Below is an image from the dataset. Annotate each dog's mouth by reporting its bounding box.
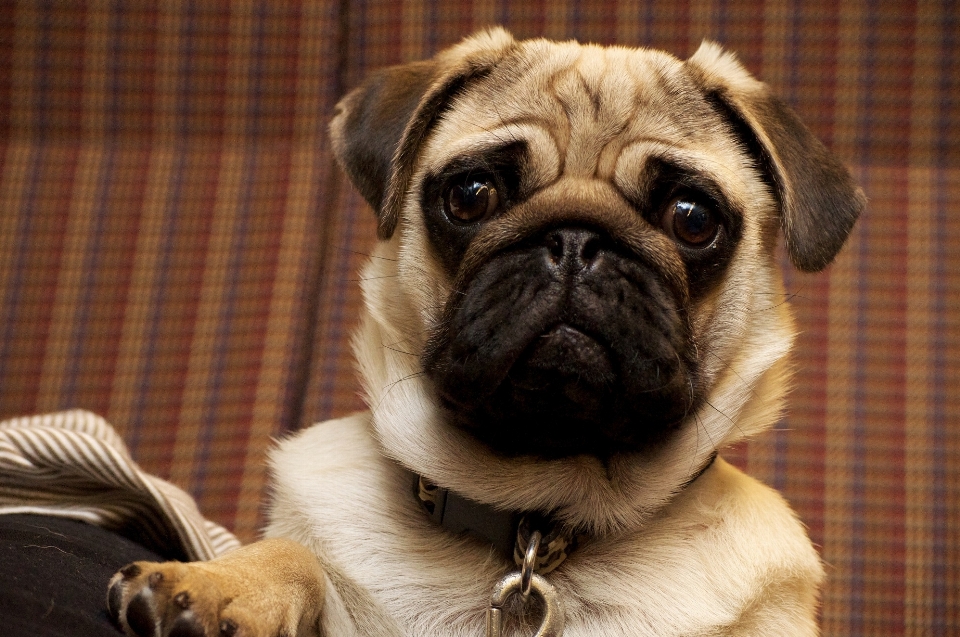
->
[437,324,690,458]
[506,324,615,410]
[422,227,698,459]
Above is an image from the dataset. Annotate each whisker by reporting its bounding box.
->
[703,398,744,439]
[383,345,417,357]
[349,274,401,282]
[755,285,810,311]
[372,370,428,413]
[704,350,758,399]
[339,247,398,262]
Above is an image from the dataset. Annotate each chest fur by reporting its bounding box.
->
[265,414,821,637]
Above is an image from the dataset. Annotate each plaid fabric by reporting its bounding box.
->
[0,1,364,544]
[0,1,957,634]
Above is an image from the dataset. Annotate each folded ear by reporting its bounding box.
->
[686,42,865,272]
[330,28,516,240]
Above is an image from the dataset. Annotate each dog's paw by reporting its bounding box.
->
[107,538,325,637]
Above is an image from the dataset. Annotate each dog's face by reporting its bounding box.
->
[331,29,863,533]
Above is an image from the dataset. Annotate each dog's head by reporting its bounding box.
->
[331,29,863,533]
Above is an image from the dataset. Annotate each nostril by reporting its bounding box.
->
[580,236,601,263]
[545,233,564,262]
[542,227,605,270]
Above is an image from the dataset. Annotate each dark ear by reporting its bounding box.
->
[330,28,516,240]
[686,42,865,272]
[329,60,437,236]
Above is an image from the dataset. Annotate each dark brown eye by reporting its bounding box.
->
[662,198,719,247]
[444,176,499,223]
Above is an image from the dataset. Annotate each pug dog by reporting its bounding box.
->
[108,28,863,637]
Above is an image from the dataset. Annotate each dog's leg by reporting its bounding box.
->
[107,538,325,637]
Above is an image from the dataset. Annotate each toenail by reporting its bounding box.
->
[121,563,142,578]
[174,591,191,609]
[219,619,238,637]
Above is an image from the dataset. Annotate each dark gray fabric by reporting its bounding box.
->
[0,514,165,637]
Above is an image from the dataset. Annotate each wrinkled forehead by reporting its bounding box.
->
[422,39,748,196]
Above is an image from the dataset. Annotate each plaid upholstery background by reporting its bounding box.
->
[0,1,957,634]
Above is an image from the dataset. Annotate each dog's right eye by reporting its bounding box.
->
[443,176,500,224]
[660,197,720,249]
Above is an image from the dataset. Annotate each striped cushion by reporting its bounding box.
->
[0,2,957,633]
[0,409,239,560]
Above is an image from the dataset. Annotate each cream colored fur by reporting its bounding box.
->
[338,30,798,535]
[267,30,821,635]
[268,417,821,636]
[109,29,852,637]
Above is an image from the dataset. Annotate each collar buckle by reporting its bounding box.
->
[415,474,576,573]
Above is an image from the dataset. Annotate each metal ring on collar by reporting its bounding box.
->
[520,529,541,599]
[486,571,565,637]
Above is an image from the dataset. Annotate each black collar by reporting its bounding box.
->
[412,452,717,574]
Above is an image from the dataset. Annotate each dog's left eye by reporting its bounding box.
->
[444,176,500,224]
[661,198,719,248]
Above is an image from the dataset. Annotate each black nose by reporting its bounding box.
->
[543,227,604,272]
